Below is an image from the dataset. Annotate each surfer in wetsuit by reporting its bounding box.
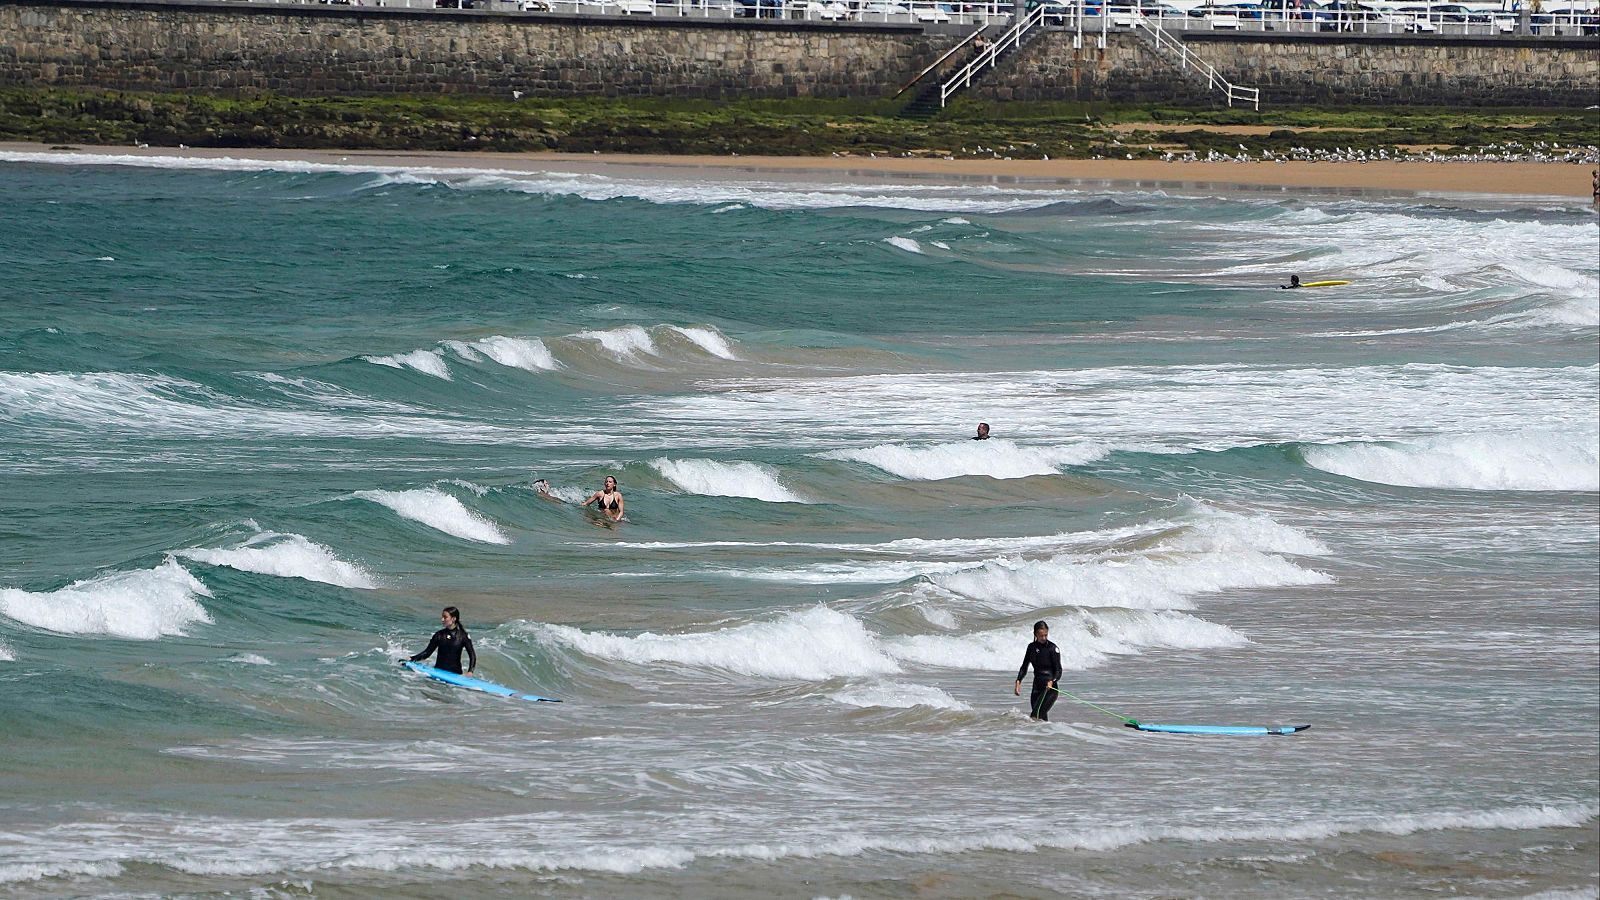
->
[974,422,991,441]
[583,475,625,523]
[1280,275,1302,290]
[402,606,476,676]
[1014,620,1062,721]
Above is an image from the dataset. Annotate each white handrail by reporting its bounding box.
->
[1132,8,1260,108]
[938,3,1046,107]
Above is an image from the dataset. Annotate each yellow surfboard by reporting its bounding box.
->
[1300,280,1350,288]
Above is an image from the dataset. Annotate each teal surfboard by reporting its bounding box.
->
[1128,722,1308,735]
[402,661,561,703]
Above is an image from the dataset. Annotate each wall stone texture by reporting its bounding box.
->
[975,31,1599,107]
[0,0,960,98]
[1,0,1595,106]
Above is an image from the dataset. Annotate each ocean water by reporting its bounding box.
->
[0,152,1596,898]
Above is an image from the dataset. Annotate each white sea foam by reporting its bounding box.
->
[0,558,211,640]
[5,802,1587,883]
[1303,431,1600,492]
[649,458,806,503]
[534,607,901,680]
[227,653,275,666]
[884,236,924,254]
[885,610,1247,671]
[176,532,379,589]
[574,325,658,359]
[354,489,511,544]
[0,150,1115,213]
[0,640,14,662]
[468,336,561,372]
[362,349,452,381]
[818,439,1106,481]
[828,681,971,711]
[932,542,1329,613]
[666,326,739,360]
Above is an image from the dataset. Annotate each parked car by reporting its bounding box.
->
[733,0,782,15]
[1025,0,1074,23]
[912,3,954,20]
[1424,2,1469,21]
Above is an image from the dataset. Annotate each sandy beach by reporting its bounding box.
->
[5,142,1595,198]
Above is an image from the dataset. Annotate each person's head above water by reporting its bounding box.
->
[1289,275,1301,287]
[1033,620,1049,641]
[441,606,462,630]
[603,475,618,492]
[975,422,991,440]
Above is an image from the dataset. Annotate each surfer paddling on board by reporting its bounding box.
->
[1280,275,1302,290]
[1014,620,1063,721]
[583,475,626,524]
[974,422,991,440]
[400,606,476,677]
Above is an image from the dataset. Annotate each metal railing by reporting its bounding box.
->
[1132,8,1259,106]
[230,0,1600,38]
[938,3,1047,106]
[895,23,989,96]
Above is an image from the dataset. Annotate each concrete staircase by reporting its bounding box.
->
[898,8,1051,119]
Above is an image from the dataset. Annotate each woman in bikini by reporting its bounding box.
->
[583,475,625,524]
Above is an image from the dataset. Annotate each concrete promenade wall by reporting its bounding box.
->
[977,31,1600,107]
[0,0,1595,105]
[0,0,961,98]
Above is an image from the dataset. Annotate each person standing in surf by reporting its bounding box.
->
[974,422,991,440]
[1014,620,1062,721]
[583,475,625,523]
[401,606,476,677]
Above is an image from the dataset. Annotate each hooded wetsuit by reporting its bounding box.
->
[1017,639,1063,721]
[410,626,476,675]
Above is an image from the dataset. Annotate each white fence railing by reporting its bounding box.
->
[938,3,1047,105]
[233,0,1600,37]
[1133,9,1259,106]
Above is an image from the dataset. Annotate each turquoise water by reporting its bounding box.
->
[1,152,1596,897]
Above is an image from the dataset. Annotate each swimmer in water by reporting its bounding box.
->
[583,475,625,523]
[974,422,991,440]
[1280,275,1302,290]
[400,606,476,676]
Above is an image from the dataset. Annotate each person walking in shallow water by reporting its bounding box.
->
[1014,620,1063,721]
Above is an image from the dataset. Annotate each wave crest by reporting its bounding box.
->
[176,532,379,589]
[1303,431,1599,492]
[0,558,211,640]
[354,489,510,544]
[649,458,806,503]
[819,439,1105,481]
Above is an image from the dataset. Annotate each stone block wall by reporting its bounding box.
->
[975,30,1599,107]
[0,0,961,98]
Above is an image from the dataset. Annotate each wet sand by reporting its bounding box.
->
[5,142,1595,198]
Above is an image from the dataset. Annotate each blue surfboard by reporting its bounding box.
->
[1128,722,1308,735]
[402,661,561,703]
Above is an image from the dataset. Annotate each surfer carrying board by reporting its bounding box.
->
[583,475,626,524]
[400,606,477,677]
[1013,620,1063,721]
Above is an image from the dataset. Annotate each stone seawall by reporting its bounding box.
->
[975,31,1599,107]
[0,0,960,98]
[0,0,1595,106]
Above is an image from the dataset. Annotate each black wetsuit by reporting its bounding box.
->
[410,626,476,675]
[1017,639,1063,721]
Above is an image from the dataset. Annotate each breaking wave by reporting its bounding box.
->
[0,558,211,640]
[649,458,807,503]
[1302,431,1599,492]
[176,532,379,589]
[818,439,1107,480]
[353,489,511,544]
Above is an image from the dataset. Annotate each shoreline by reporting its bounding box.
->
[4,142,1596,199]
